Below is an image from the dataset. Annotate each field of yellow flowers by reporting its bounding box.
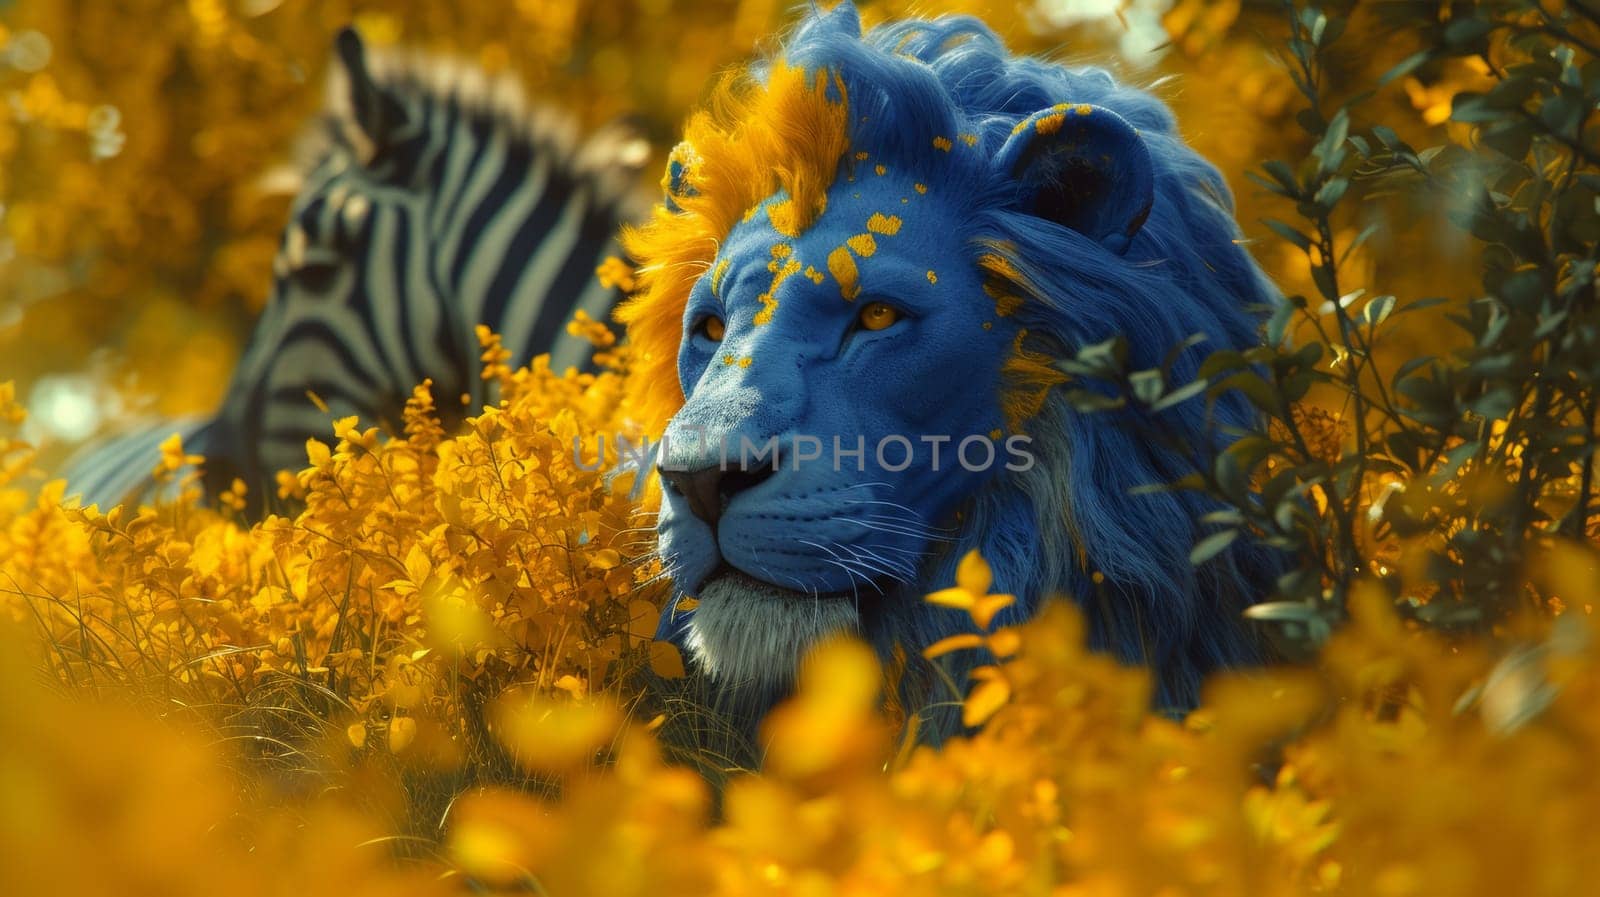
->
[5,336,1600,895]
[5,1,1600,895]
[5,333,1600,895]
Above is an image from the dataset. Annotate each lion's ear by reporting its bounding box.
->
[994,104,1154,254]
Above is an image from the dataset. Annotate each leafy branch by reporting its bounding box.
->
[1063,0,1600,653]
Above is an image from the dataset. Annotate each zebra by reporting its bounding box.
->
[61,28,649,514]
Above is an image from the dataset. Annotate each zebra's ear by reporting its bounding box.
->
[993,104,1154,254]
[333,27,408,149]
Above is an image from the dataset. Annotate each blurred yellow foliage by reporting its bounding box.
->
[4,349,1600,893]
[0,330,660,743]
[0,623,449,897]
[3,0,1598,893]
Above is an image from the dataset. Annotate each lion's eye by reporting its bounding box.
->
[697,316,726,341]
[858,302,900,332]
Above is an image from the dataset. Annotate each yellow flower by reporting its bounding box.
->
[925,550,1016,630]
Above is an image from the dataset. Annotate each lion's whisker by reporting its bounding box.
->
[836,542,915,584]
[855,511,957,534]
[838,517,954,544]
[839,496,941,521]
[800,539,886,599]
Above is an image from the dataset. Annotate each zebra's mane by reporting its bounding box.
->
[287,33,650,211]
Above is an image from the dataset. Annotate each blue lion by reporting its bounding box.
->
[621,2,1280,737]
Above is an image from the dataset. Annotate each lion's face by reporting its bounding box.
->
[656,173,1021,685]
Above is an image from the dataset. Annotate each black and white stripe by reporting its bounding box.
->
[63,28,647,513]
[56,416,215,512]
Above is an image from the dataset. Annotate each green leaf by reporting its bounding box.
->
[1450,92,1499,124]
[1199,349,1247,380]
[1150,377,1209,412]
[1263,218,1313,251]
[1261,160,1302,195]
[1378,50,1431,88]
[1266,299,1296,348]
[1443,16,1494,49]
[1480,119,1534,160]
[1189,529,1240,567]
[1201,508,1245,526]
[1130,369,1165,405]
[1314,177,1350,209]
[1214,450,1250,503]
[1311,263,1341,303]
[1226,435,1276,471]
[1129,473,1206,497]
[1160,333,1210,374]
[1061,389,1127,413]
[1361,294,1397,329]
[1392,354,1437,387]
[1211,371,1281,416]
[1392,296,1448,317]
[1371,125,1405,151]
[1316,109,1351,173]
[1243,601,1324,622]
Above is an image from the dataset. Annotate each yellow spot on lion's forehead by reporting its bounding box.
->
[711,258,731,295]
[875,164,887,176]
[739,357,753,368]
[846,233,877,257]
[933,136,953,152]
[828,246,859,301]
[753,255,801,326]
[771,244,792,258]
[722,353,736,365]
[989,428,1002,440]
[960,133,978,146]
[1035,112,1067,136]
[926,270,938,284]
[1015,105,1074,135]
[866,213,901,235]
[804,265,824,284]
[914,183,928,194]
[855,150,870,161]
[1075,103,1093,115]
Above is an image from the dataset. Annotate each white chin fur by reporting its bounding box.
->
[683,574,861,691]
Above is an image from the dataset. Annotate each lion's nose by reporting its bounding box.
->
[658,463,777,529]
